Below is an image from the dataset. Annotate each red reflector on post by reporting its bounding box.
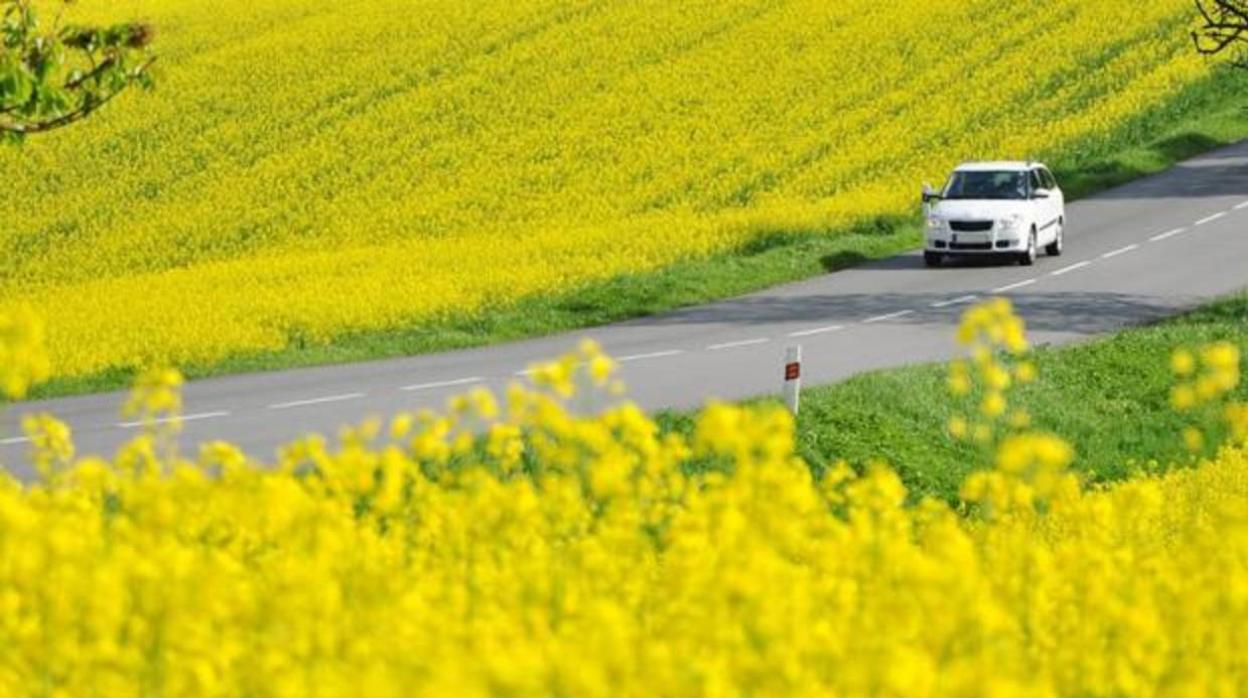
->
[784,346,802,416]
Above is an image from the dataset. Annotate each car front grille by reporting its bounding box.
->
[949,220,994,233]
[949,242,993,251]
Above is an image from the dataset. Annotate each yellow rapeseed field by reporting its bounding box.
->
[0,301,1247,695]
[0,0,1213,379]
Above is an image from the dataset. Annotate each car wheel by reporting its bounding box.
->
[1019,229,1037,266]
[1045,219,1064,257]
[924,251,942,267]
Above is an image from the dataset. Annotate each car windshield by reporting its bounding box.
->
[942,171,1028,200]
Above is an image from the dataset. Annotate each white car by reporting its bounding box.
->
[921,161,1065,267]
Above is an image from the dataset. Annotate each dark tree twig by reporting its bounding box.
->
[1194,0,1248,68]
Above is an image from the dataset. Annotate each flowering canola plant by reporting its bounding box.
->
[0,0,1217,380]
[1,302,1248,695]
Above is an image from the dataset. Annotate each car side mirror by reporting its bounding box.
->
[1032,190,1050,200]
[921,183,941,203]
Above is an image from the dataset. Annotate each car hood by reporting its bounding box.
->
[930,200,1023,221]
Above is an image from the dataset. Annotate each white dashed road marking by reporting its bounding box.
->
[862,310,915,324]
[618,350,685,362]
[708,338,770,351]
[991,279,1037,294]
[930,295,978,309]
[787,325,845,338]
[1150,228,1187,242]
[0,436,30,446]
[268,393,364,410]
[401,377,483,392]
[1050,261,1092,277]
[118,411,231,429]
[1235,200,1248,211]
[1195,212,1227,226]
[1101,244,1139,260]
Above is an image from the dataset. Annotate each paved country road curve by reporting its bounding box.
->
[4,141,1248,476]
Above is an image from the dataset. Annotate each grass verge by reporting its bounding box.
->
[659,293,1248,503]
[23,70,1248,401]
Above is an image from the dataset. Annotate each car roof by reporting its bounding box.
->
[954,161,1048,172]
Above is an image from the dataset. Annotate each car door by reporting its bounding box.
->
[1042,167,1064,226]
[1030,169,1058,244]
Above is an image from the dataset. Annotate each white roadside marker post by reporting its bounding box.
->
[784,345,802,416]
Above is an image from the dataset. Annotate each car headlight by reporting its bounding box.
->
[998,215,1023,231]
[926,218,944,230]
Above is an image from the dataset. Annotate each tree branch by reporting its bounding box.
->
[1193,0,1248,64]
[0,90,117,134]
[0,1,156,140]
[64,55,116,90]
[0,57,155,135]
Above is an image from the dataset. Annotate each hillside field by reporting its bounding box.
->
[0,0,1236,386]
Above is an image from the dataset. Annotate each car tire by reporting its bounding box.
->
[1019,229,1037,266]
[924,251,942,267]
[1045,219,1064,257]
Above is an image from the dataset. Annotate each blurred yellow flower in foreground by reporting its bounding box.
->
[0,308,49,400]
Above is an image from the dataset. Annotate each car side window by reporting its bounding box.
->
[1041,168,1058,190]
[1029,170,1044,193]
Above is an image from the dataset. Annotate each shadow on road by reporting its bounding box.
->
[1078,137,1248,201]
[621,291,1191,337]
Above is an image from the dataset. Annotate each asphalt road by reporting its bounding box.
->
[4,142,1248,476]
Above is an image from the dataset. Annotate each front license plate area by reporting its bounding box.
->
[955,233,990,245]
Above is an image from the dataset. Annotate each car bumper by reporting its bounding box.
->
[926,230,1026,254]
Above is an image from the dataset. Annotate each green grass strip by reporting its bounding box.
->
[659,293,1248,503]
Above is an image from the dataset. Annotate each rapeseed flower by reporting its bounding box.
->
[0,308,49,400]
